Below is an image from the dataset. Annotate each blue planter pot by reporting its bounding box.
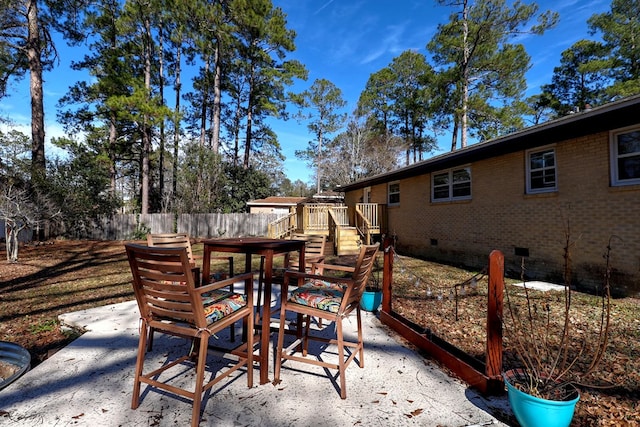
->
[360,290,382,312]
[503,370,579,427]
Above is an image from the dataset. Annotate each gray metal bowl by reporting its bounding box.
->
[0,341,31,391]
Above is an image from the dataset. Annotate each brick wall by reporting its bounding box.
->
[351,131,640,297]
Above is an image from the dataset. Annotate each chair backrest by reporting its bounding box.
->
[302,234,326,258]
[147,233,195,264]
[290,233,327,266]
[126,243,204,329]
[343,243,379,309]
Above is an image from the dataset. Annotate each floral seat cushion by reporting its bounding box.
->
[202,289,247,324]
[290,279,346,313]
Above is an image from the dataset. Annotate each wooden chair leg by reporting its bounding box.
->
[357,308,364,367]
[336,317,347,399]
[191,332,210,427]
[227,258,235,342]
[274,305,288,382]
[257,257,265,319]
[146,326,155,352]
[246,315,254,388]
[132,324,149,409]
[303,315,312,356]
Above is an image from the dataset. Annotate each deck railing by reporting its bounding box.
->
[356,203,379,229]
[355,209,371,244]
[355,203,382,244]
[302,204,348,231]
[329,206,349,226]
[327,208,341,254]
[267,203,379,244]
[303,205,327,231]
[267,211,297,239]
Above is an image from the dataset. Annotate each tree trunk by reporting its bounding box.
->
[26,0,46,181]
[172,44,182,205]
[141,15,152,214]
[244,69,254,169]
[233,99,241,167]
[212,42,222,154]
[109,112,118,194]
[451,116,459,151]
[158,21,166,206]
[108,12,118,196]
[244,102,252,169]
[5,222,21,262]
[316,132,323,194]
[460,0,470,149]
[200,56,209,147]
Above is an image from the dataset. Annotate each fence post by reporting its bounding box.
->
[486,250,504,386]
[381,236,393,313]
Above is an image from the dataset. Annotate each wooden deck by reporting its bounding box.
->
[267,203,385,255]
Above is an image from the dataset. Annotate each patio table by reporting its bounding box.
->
[201,237,306,384]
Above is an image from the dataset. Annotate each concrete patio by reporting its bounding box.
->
[0,284,511,426]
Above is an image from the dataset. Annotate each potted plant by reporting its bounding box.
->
[502,228,615,427]
[360,257,382,312]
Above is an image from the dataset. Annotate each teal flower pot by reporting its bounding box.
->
[360,289,382,312]
[503,370,579,427]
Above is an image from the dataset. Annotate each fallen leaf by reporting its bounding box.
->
[411,408,423,417]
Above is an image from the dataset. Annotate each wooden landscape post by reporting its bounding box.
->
[486,250,504,387]
[381,236,393,314]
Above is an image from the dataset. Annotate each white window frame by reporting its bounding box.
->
[388,181,400,205]
[526,145,557,194]
[431,166,472,202]
[610,125,640,186]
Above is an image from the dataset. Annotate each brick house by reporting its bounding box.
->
[337,95,640,297]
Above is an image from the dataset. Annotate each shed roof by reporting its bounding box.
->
[337,94,640,192]
[246,196,306,207]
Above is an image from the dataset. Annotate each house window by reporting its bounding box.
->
[388,181,400,205]
[432,167,471,201]
[527,146,557,193]
[611,126,640,186]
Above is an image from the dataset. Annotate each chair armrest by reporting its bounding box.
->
[310,262,355,275]
[283,269,354,286]
[193,271,255,296]
[304,255,325,265]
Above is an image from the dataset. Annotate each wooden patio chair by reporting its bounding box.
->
[256,234,327,326]
[288,233,327,270]
[147,233,237,343]
[147,233,202,283]
[125,243,254,427]
[273,243,379,399]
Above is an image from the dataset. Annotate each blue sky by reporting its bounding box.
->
[0,0,611,184]
[273,0,611,183]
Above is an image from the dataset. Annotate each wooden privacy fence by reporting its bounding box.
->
[92,213,285,240]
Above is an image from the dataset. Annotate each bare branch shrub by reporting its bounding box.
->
[504,221,614,400]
